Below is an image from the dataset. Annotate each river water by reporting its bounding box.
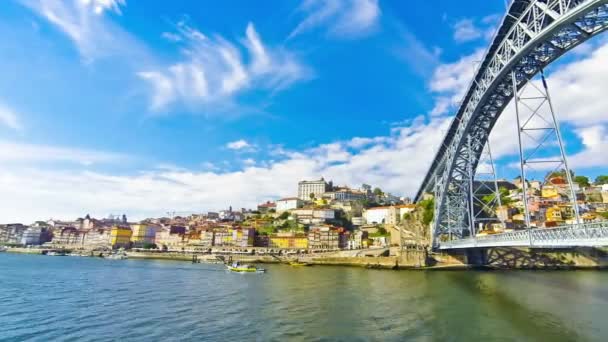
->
[1,253,607,341]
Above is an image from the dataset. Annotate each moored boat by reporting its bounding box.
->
[288,261,310,267]
[225,262,265,273]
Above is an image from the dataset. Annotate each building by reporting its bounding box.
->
[347,230,369,249]
[276,198,303,212]
[351,217,365,226]
[232,228,255,247]
[83,228,111,249]
[308,226,347,250]
[130,224,157,247]
[110,226,132,249]
[324,188,367,202]
[298,178,332,201]
[0,224,28,245]
[363,207,390,224]
[20,227,44,246]
[156,228,185,250]
[268,232,308,249]
[257,201,276,214]
[291,208,335,224]
[50,227,86,246]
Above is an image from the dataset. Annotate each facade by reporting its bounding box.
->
[291,208,335,224]
[308,226,347,250]
[268,232,309,249]
[156,229,185,250]
[83,229,111,249]
[363,207,390,224]
[0,224,28,245]
[276,198,303,212]
[110,226,132,249]
[20,227,43,245]
[347,230,369,249]
[232,228,255,247]
[257,201,276,214]
[298,178,331,201]
[130,224,157,247]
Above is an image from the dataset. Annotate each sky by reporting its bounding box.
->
[1,0,607,223]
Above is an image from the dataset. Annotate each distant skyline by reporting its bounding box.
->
[1,0,608,223]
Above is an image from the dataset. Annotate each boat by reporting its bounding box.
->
[105,252,128,260]
[288,261,311,267]
[225,262,265,273]
[0,246,7,252]
[47,251,66,256]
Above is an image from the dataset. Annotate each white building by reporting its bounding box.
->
[21,227,43,245]
[292,208,335,224]
[298,178,331,201]
[276,198,303,212]
[363,207,390,224]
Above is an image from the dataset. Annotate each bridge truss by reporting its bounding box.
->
[415,0,608,249]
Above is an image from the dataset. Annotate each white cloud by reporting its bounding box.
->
[0,140,127,165]
[226,139,253,150]
[453,19,482,43]
[161,31,182,42]
[20,0,143,62]
[0,117,449,223]
[0,104,23,131]
[138,21,311,110]
[428,48,484,116]
[288,0,380,39]
[452,14,500,43]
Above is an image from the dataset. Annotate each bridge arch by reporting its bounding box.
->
[415,0,608,247]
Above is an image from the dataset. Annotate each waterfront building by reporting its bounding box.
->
[298,178,332,201]
[83,228,111,249]
[156,229,185,250]
[0,224,28,245]
[200,230,215,246]
[51,227,86,246]
[268,232,308,249]
[130,223,157,247]
[276,198,303,212]
[232,228,255,247]
[308,226,347,250]
[110,226,132,249]
[20,227,43,245]
[347,230,369,249]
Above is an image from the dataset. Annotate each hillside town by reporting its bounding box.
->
[1,174,608,256]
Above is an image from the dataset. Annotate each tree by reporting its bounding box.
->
[309,193,316,201]
[574,175,590,188]
[481,187,513,207]
[278,211,289,220]
[419,198,435,226]
[373,187,384,197]
[595,175,608,185]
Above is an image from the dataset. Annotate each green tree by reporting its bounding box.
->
[278,211,289,220]
[309,193,315,201]
[595,175,608,185]
[373,187,384,197]
[419,198,435,226]
[481,187,513,207]
[574,175,590,188]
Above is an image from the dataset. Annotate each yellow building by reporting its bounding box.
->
[545,206,563,223]
[541,186,560,199]
[130,224,156,246]
[269,232,308,249]
[110,226,132,249]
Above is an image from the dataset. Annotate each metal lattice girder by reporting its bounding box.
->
[438,222,608,249]
[418,0,608,248]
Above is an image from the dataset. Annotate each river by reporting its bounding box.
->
[1,253,607,341]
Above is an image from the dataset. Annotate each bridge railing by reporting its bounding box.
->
[438,221,608,249]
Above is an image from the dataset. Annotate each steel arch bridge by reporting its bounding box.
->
[414,0,608,250]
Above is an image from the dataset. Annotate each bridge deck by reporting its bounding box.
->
[437,222,608,249]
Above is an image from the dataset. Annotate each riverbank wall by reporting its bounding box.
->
[437,247,608,269]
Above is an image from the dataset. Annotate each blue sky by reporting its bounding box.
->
[1,0,607,223]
